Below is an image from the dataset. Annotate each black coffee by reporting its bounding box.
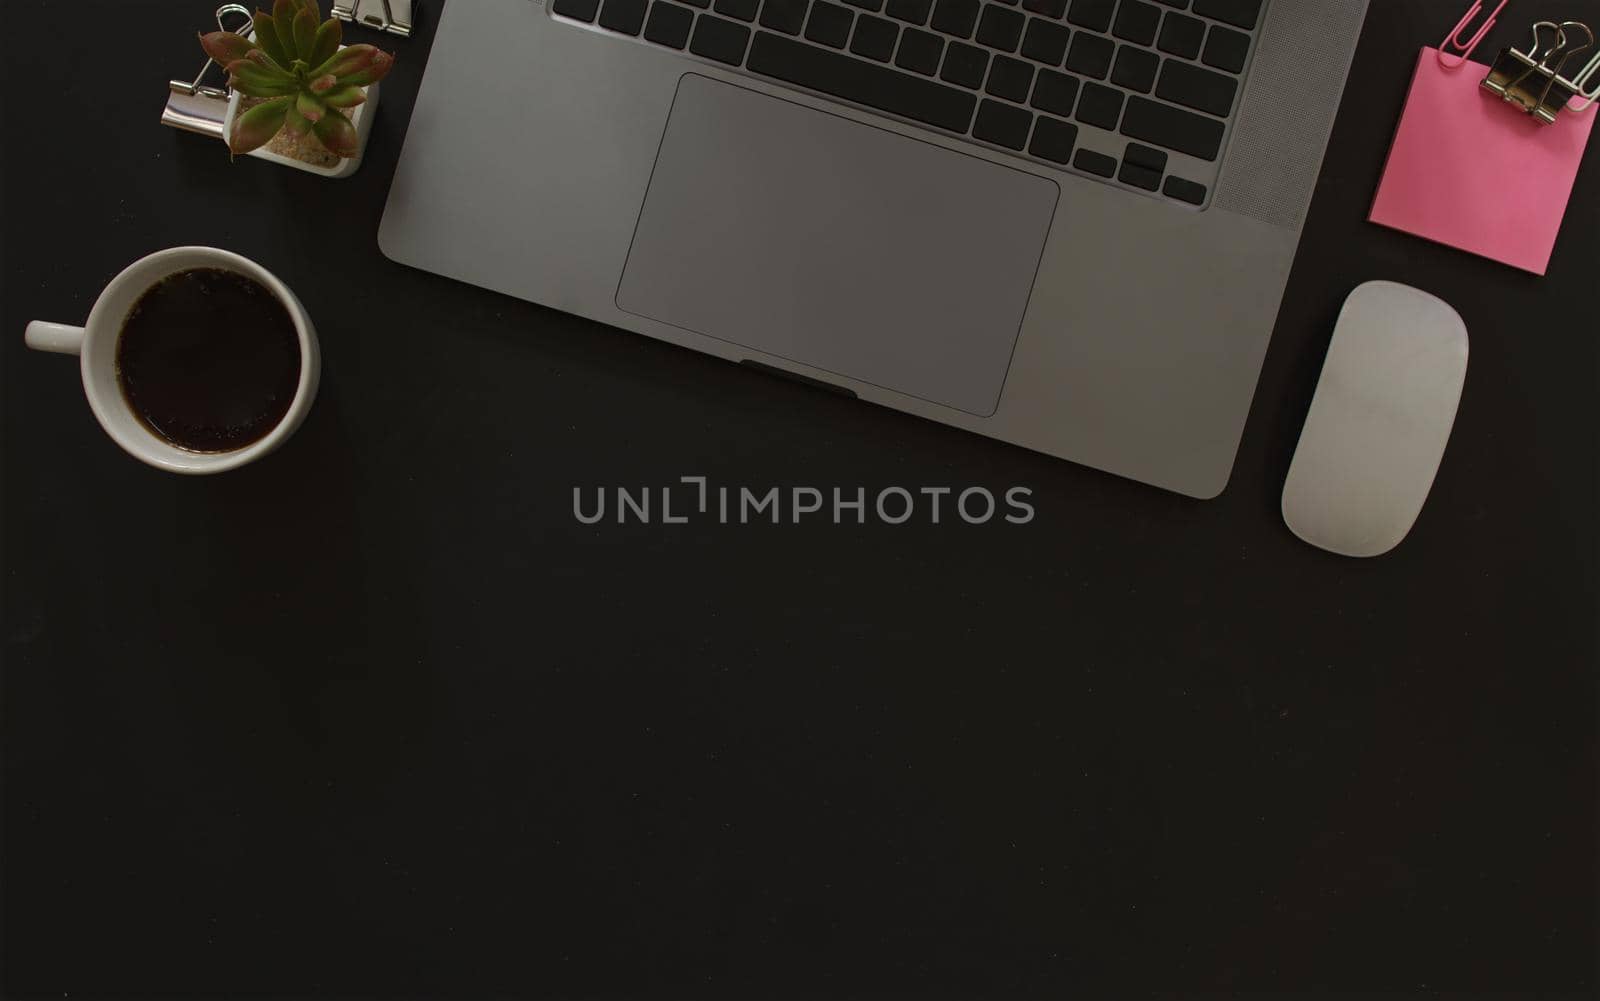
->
[117,268,301,453]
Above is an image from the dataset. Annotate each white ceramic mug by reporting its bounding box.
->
[26,247,321,475]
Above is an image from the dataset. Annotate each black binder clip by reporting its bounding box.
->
[1481,20,1600,124]
[333,0,417,37]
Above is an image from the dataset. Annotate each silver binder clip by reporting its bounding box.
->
[1482,20,1596,124]
[1568,44,1600,112]
[160,4,254,140]
[333,0,417,37]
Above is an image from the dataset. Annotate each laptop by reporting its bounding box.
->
[379,0,1371,498]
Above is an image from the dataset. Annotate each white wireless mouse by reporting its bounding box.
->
[1283,281,1469,558]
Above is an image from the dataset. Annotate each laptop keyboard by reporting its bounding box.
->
[550,0,1264,207]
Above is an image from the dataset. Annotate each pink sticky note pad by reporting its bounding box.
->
[1371,48,1596,276]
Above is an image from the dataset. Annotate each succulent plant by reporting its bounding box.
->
[200,0,395,158]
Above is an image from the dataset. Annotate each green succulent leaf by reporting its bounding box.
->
[300,0,324,22]
[282,102,313,138]
[199,31,257,66]
[230,96,292,155]
[312,108,359,158]
[245,49,285,70]
[296,91,326,123]
[251,10,293,68]
[336,50,395,88]
[272,0,298,58]
[310,43,377,79]
[227,58,298,96]
[245,44,287,74]
[320,84,367,109]
[309,18,342,70]
[292,7,318,62]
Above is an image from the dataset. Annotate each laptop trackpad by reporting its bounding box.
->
[617,75,1058,417]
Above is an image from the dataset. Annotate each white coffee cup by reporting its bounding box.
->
[26,247,321,475]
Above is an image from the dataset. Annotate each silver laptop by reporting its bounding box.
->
[379,0,1370,497]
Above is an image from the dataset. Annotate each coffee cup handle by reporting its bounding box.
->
[26,322,86,355]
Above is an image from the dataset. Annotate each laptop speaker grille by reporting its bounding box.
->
[1214,0,1370,230]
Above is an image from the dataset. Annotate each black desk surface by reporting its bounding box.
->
[3,0,1596,996]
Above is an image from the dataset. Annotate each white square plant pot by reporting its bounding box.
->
[223,78,379,179]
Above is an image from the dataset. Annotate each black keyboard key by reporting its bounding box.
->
[599,0,649,32]
[805,1,855,46]
[1022,0,1066,17]
[747,30,978,131]
[1157,12,1204,58]
[1163,175,1207,204]
[714,0,759,21]
[1030,68,1079,114]
[691,15,751,62]
[931,0,980,36]
[986,54,1034,100]
[1193,0,1260,29]
[1122,141,1167,171]
[1074,147,1116,175]
[845,0,884,9]
[1119,158,1162,190]
[896,27,945,73]
[886,0,933,23]
[644,0,695,45]
[1075,80,1122,128]
[977,5,1026,51]
[1156,59,1238,117]
[553,0,600,22]
[1066,0,1114,31]
[760,0,809,33]
[1020,18,1070,64]
[941,41,989,87]
[974,98,1033,149]
[1122,94,1225,158]
[1065,31,1113,78]
[1029,114,1077,162]
[1203,25,1250,73]
[1112,0,1160,45]
[851,13,899,59]
[1111,44,1158,91]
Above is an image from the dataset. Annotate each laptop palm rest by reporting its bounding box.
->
[616,74,1058,417]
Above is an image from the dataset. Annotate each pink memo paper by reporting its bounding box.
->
[1371,47,1596,276]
